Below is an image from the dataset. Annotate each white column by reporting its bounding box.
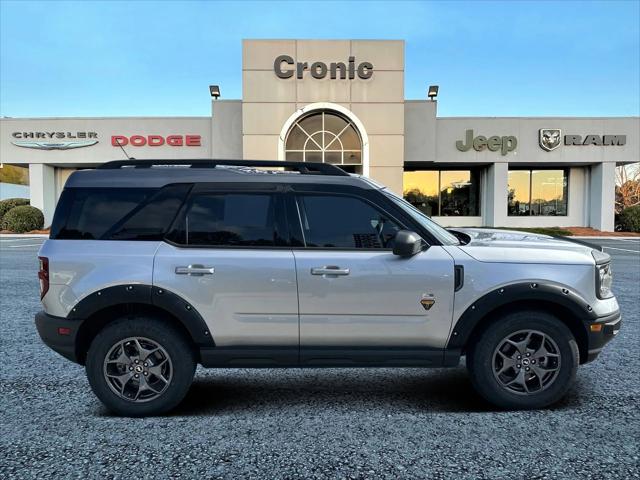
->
[28,164,56,227]
[589,163,615,232]
[484,162,509,227]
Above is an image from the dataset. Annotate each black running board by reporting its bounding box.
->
[199,346,461,368]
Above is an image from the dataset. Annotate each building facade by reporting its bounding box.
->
[1,39,638,230]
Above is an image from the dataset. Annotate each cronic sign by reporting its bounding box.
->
[274,55,373,80]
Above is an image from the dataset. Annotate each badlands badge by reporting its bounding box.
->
[539,129,562,151]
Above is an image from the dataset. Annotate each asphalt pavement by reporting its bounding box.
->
[1,237,639,479]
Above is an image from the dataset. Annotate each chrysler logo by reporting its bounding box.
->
[12,140,99,150]
[11,131,99,150]
[539,129,562,151]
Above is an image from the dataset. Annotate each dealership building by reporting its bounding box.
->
[1,39,638,230]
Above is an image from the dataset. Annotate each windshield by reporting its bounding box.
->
[382,189,460,246]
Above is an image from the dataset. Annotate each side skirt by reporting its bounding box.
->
[199,346,461,368]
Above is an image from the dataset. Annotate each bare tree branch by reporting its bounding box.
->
[616,163,640,212]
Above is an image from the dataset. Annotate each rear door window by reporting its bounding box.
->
[168,192,287,247]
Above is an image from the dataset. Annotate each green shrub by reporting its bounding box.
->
[0,198,29,221]
[1,205,44,233]
[618,205,640,232]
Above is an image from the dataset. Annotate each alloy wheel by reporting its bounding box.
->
[492,329,561,395]
[103,337,173,403]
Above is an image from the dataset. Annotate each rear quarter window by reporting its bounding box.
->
[50,185,190,240]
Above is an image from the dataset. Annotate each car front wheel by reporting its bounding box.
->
[86,316,196,416]
[466,310,579,409]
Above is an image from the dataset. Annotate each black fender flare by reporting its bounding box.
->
[446,282,597,350]
[67,284,215,347]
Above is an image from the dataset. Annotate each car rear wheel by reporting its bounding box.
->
[466,310,579,409]
[86,316,196,416]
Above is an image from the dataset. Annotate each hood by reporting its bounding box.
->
[451,228,599,265]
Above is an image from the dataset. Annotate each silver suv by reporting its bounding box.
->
[35,160,621,416]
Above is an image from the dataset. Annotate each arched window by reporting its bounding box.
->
[284,110,362,165]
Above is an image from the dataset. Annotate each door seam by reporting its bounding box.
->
[150,241,164,287]
[292,250,301,364]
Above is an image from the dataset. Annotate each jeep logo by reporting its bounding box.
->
[274,55,373,80]
[456,129,517,156]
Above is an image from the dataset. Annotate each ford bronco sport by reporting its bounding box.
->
[35,160,621,416]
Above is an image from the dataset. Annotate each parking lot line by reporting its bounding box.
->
[602,246,640,253]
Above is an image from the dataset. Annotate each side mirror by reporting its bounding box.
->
[393,230,423,257]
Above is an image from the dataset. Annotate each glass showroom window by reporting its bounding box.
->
[508,169,568,216]
[284,110,362,166]
[403,170,480,216]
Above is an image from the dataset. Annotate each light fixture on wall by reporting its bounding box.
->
[209,85,221,99]
[427,85,439,101]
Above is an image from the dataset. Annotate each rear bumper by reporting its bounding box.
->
[584,310,622,363]
[35,311,81,363]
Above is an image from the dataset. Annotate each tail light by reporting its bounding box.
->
[38,256,49,300]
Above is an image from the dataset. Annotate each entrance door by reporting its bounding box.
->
[291,193,455,365]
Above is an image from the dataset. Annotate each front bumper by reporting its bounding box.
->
[584,310,622,363]
[35,310,81,363]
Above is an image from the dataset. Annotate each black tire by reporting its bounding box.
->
[86,316,196,417]
[466,310,579,410]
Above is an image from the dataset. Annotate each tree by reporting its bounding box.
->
[0,165,29,185]
[615,163,640,213]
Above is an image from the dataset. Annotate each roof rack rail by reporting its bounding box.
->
[97,159,350,176]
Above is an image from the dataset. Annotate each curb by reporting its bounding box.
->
[0,234,49,239]
[571,236,640,240]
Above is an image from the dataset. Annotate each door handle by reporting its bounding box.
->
[175,265,215,276]
[310,266,350,276]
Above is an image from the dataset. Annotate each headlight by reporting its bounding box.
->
[596,263,613,299]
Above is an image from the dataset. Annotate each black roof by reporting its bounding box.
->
[65,159,377,189]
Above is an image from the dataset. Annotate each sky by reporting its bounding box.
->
[1,0,639,118]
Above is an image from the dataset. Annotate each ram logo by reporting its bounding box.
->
[539,129,562,152]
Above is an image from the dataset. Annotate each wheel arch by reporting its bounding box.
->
[68,284,214,365]
[448,283,595,364]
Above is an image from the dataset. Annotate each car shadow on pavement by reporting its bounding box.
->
[164,367,576,416]
[167,368,486,415]
[93,367,585,417]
